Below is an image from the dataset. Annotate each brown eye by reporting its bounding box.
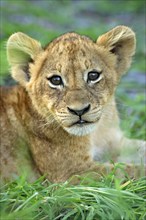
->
[88,71,100,81]
[48,75,63,86]
[88,71,101,82]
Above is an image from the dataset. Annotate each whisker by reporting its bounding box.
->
[38,117,57,130]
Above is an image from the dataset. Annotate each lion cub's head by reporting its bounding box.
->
[7,26,135,136]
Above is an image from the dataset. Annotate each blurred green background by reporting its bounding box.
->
[0,0,146,139]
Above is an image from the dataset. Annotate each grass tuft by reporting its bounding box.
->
[0,171,145,220]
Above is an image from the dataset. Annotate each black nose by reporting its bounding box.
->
[67,104,90,116]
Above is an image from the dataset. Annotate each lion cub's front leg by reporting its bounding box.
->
[114,136,145,177]
[91,126,145,178]
[117,137,146,165]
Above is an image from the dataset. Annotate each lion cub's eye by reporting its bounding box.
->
[87,70,102,83]
[47,75,63,88]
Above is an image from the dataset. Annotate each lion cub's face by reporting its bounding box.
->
[32,35,118,136]
[7,26,135,136]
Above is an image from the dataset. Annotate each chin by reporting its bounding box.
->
[64,123,97,136]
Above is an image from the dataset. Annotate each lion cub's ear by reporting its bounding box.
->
[97,26,136,75]
[7,32,42,86]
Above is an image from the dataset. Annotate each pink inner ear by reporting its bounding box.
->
[97,35,108,45]
[97,34,109,47]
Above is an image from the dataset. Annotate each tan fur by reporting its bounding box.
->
[0,26,145,183]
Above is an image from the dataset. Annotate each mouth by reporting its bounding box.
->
[64,119,97,136]
[62,115,100,136]
[72,119,93,126]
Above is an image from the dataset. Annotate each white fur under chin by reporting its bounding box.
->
[64,123,97,136]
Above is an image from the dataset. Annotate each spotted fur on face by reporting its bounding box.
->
[7,26,135,136]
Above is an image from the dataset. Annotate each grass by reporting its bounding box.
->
[1,170,146,220]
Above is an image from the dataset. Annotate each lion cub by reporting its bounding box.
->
[0,26,145,183]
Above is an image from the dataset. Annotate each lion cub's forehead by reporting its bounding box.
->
[43,33,98,71]
[46,32,94,50]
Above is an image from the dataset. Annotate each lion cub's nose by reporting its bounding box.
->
[67,104,90,116]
